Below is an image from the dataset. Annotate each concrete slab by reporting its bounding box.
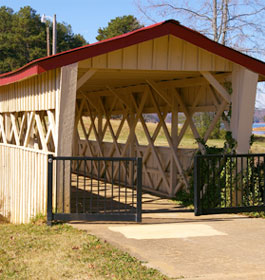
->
[70,194,265,279]
[109,223,227,239]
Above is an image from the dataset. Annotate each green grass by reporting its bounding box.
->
[245,211,265,218]
[171,190,194,209]
[250,135,265,153]
[79,118,265,151]
[0,220,170,280]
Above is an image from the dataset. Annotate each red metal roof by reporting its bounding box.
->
[1,20,265,86]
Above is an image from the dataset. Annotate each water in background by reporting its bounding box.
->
[253,123,265,135]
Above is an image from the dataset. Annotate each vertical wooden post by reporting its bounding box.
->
[170,94,178,196]
[231,65,258,153]
[128,112,136,158]
[231,65,258,205]
[52,14,57,55]
[46,26,50,56]
[72,118,79,157]
[98,115,103,144]
[128,111,136,187]
[55,63,78,213]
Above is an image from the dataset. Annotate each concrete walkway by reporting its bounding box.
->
[70,193,265,279]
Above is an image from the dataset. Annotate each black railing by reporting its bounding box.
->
[194,153,265,215]
[47,155,142,225]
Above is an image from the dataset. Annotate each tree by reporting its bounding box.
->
[96,15,144,41]
[56,22,87,53]
[136,0,265,58]
[0,6,87,74]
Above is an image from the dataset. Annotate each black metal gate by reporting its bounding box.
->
[194,153,265,216]
[47,155,142,225]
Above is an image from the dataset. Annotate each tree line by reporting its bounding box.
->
[0,6,88,74]
[0,6,143,75]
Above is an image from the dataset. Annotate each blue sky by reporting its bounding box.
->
[3,0,143,43]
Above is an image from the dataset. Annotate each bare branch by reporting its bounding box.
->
[228,6,265,22]
[135,0,265,57]
[146,3,213,21]
[134,0,157,23]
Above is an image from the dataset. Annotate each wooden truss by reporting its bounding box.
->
[0,110,56,153]
[75,72,231,196]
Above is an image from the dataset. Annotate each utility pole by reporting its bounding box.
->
[46,26,50,56]
[41,14,57,56]
[52,14,57,55]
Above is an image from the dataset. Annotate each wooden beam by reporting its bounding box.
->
[23,112,35,147]
[106,86,130,108]
[170,93,178,195]
[76,73,230,98]
[203,100,227,142]
[18,113,26,143]
[77,69,96,90]
[82,93,102,114]
[146,79,171,106]
[160,73,230,89]
[200,71,231,103]
[35,113,48,151]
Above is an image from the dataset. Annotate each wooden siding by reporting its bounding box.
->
[0,69,60,113]
[78,35,233,72]
[0,144,49,223]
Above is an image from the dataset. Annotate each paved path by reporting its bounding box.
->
[70,193,265,279]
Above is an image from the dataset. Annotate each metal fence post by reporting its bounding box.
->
[136,157,142,222]
[47,154,54,226]
[194,155,201,216]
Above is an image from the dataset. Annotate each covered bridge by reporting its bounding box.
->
[0,20,265,223]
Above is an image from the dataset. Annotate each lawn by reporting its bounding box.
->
[0,218,169,280]
[79,118,265,152]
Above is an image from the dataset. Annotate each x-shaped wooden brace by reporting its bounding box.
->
[130,92,171,192]
[112,87,149,179]
[98,96,133,183]
[146,80,190,189]
[139,107,169,190]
